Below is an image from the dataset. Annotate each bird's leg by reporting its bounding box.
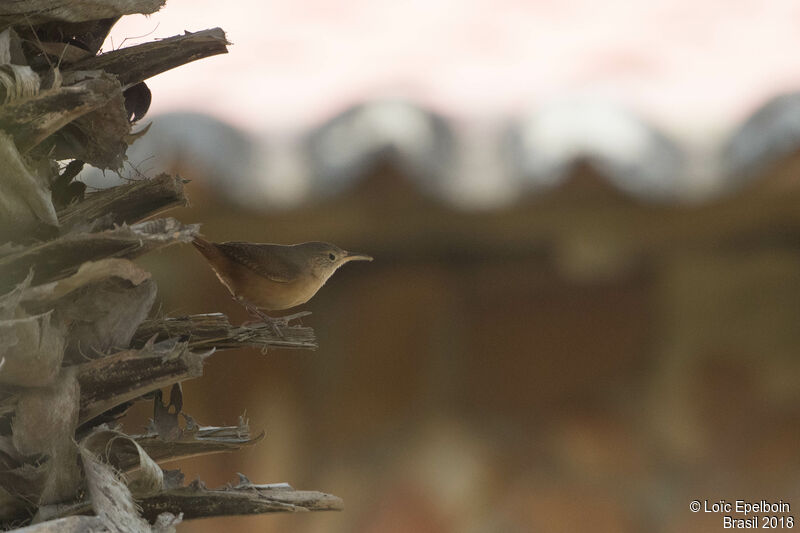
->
[238,300,285,338]
[258,310,312,335]
[235,298,312,339]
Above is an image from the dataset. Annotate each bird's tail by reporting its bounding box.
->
[192,236,238,298]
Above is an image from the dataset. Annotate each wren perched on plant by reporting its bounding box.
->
[192,237,373,328]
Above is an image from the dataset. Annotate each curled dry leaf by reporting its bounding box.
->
[81,428,164,497]
[72,428,176,531]
[79,446,151,533]
[0,29,39,102]
[0,64,40,103]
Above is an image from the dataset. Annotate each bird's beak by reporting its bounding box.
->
[344,251,373,262]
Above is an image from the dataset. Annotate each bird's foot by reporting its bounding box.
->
[239,302,282,338]
[261,311,312,338]
[240,302,311,339]
[265,317,284,339]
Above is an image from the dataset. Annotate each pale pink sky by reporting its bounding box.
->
[106,0,800,137]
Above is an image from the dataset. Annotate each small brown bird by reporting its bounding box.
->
[192,237,373,326]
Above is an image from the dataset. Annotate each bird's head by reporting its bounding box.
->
[300,242,373,281]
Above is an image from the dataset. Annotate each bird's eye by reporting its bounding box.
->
[329,253,336,261]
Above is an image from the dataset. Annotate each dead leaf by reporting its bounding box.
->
[12,369,78,455]
[0,310,66,387]
[63,73,130,169]
[61,278,157,360]
[22,258,151,303]
[0,131,58,230]
[82,428,164,497]
[0,64,40,103]
[11,369,81,504]
[80,445,150,533]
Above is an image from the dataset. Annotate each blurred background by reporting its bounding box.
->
[89,1,800,531]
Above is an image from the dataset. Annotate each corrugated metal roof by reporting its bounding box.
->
[504,98,685,202]
[724,92,800,187]
[79,94,800,209]
[305,100,454,200]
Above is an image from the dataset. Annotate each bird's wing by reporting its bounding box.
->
[215,242,298,283]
